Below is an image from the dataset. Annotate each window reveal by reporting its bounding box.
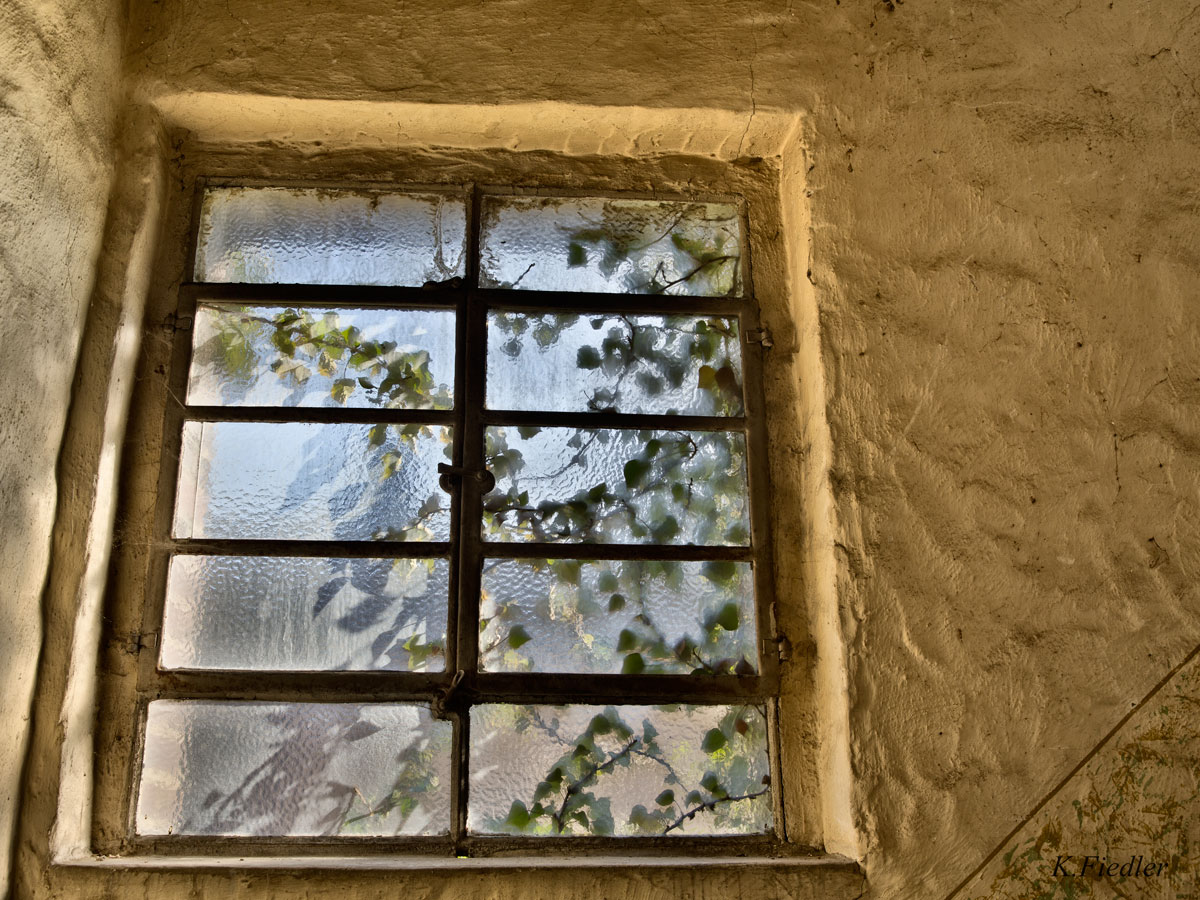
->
[134,184,779,850]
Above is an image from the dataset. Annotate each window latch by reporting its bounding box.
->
[746,328,773,348]
[438,463,496,494]
[431,669,466,720]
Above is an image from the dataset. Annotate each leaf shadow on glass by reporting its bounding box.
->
[141,703,451,837]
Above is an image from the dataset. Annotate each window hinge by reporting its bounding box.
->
[774,634,793,662]
[124,631,158,655]
[746,328,773,348]
[162,312,193,333]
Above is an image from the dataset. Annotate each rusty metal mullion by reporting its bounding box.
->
[481,409,743,432]
[479,289,746,316]
[466,673,768,705]
[150,671,450,701]
[167,539,453,559]
[180,406,456,426]
[478,543,753,562]
[136,272,201,693]
[181,282,461,307]
[445,184,486,852]
[737,295,781,687]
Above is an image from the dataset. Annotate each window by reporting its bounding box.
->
[123,182,781,855]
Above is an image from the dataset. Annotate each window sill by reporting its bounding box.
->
[56,849,861,872]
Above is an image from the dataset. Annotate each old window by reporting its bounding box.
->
[127,182,780,854]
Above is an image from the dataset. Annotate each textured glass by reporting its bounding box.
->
[194,187,467,286]
[480,559,756,675]
[483,427,749,545]
[173,421,452,541]
[188,305,455,409]
[487,313,743,416]
[162,556,449,672]
[137,701,452,836]
[469,704,770,836]
[479,196,742,296]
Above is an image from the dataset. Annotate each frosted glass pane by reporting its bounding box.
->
[479,196,742,296]
[195,187,467,286]
[480,559,756,675]
[487,313,743,415]
[162,556,449,672]
[469,704,770,836]
[173,421,452,541]
[483,427,749,545]
[137,701,452,836]
[188,305,455,409]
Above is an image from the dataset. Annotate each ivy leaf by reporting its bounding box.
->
[655,790,675,807]
[621,652,646,674]
[577,346,602,369]
[701,728,727,753]
[504,800,531,831]
[616,629,638,652]
[651,516,679,543]
[567,242,588,267]
[702,560,738,585]
[607,593,626,613]
[367,423,388,449]
[710,602,739,632]
[624,458,650,489]
[508,625,532,649]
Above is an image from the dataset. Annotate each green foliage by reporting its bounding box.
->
[561,202,740,296]
[487,705,770,837]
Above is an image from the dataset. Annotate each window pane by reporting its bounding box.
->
[468,704,770,836]
[480,559,756,675]
[173,421,452,541]
[479,196,742,296]
[486,313,743,416]
[136,701,452,836]
[483,427,750,545]
[194,187,467,286]
[162,556,449,672]
[188,305,455,409]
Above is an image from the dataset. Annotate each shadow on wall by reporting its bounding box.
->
[958,647,1200,900]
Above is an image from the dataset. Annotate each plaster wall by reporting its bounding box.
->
[5,0,1200,897]
[0,0,126,895]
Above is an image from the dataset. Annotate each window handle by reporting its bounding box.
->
[437,463,496,494]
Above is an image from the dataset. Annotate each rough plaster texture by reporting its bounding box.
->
[0,0,125,895]
[5,0,1200,897]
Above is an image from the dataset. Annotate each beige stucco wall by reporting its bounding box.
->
[0,1,126,896]
[4,0,1199,897]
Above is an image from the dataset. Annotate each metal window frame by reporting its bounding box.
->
[120,180,786,858]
